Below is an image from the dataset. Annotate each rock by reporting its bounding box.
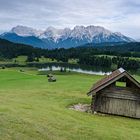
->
[69,103,91,112]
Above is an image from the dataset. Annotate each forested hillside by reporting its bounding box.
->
[0,38,140,70]
[0,38,45,58]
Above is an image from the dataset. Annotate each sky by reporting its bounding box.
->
[0,0,140,39]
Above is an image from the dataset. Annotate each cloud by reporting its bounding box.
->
[0,0,140,39]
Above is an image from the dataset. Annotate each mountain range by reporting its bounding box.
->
[0,25,135,49]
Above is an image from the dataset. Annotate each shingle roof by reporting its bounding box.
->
[87,68,126,95]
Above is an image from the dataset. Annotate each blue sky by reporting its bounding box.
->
[0,0,140,39]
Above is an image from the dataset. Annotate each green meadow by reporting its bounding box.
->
[0,68,140,140]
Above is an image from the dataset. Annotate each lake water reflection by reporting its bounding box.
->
[38,63,112,75]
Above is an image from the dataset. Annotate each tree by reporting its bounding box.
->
[26,55,35,62]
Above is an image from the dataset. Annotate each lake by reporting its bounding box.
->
[37,63,140,76]
[38,63,112,75]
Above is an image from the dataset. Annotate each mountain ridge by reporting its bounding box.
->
[0,25,135,49]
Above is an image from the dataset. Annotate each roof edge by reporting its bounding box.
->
[87,71,125,96]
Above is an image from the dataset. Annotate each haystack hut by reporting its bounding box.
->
[48,76,56,82]
[87,68,140,118]
[47,73,53,77]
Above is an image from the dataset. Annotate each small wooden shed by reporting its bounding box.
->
[48,76,56,82]
[87,68,140,118]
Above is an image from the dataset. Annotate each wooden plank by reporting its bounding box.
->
[92,95,140,118]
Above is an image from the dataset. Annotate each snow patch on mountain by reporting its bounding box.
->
[10,25,134,43]
[38,25,134,43]
[39,26,72,42]
[11,25,43,37]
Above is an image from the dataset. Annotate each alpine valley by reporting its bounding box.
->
[0,25,135,49]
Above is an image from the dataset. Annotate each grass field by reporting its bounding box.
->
[0,68,140,140]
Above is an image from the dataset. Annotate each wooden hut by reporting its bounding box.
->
[48,76,56,82]
[47,73,53,77]
[87,68,140,118]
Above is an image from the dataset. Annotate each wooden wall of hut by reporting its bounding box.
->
[92,86,140,118]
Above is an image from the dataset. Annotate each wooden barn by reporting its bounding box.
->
[87,68,140,118]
